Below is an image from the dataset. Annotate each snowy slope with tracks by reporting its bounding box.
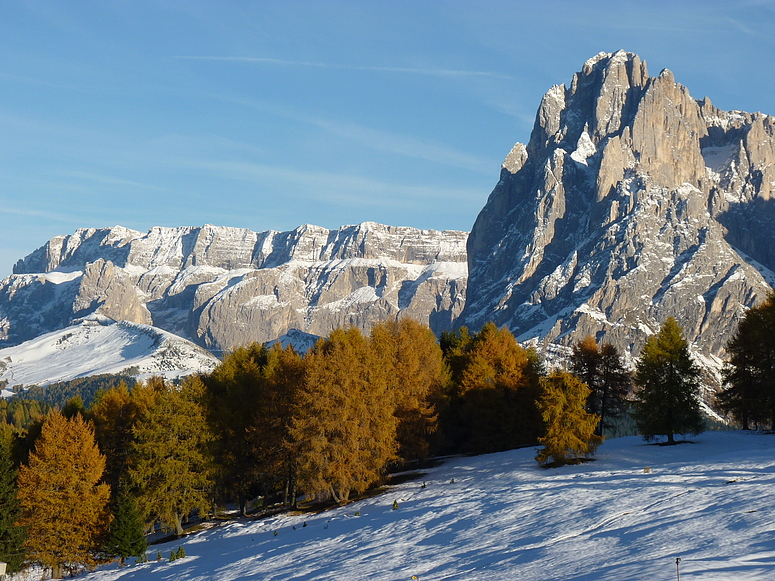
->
[74,431,775,581]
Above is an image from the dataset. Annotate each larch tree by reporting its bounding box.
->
[370,319,445,463]
[205,343,270,515]
[719,292,775,429]
[89,381,148,492]
[570,336,631,436]
[129,376,215,537]
[536,371,602,467]
[291,328,397,505]
[633,318,704,444]
[0,439,25,574]
[206,343,305,513]
[455,322,544,454]
[16,411,111,579]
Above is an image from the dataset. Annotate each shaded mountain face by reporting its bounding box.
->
[3,222,467,353]
[461,50,775,377]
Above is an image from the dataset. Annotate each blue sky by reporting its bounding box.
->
[1,1,774,277]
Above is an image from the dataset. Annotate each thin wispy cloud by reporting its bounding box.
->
[175,56,514,81]
[216,95,497,173]
[188,159,485,209]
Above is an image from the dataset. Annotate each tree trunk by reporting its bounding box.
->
[667,432,675,445]
[52,564,63,579]
[174,512,184,537]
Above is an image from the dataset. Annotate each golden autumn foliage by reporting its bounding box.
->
[536,371,603,467]
[89,381,150,491]
[456,322,543,453]
[291,328,398,504]
[129,376,214,537]
[370,319,445,462]
[16,411,111,578]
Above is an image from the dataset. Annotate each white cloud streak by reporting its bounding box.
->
[175,56,514,80]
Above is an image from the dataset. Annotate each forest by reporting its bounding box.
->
[0,293,773,578]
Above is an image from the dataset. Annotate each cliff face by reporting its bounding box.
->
[461,51,775,378]
[3,222,467,353]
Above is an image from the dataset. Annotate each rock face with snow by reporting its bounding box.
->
[3,223,467,353]
[461,50,775,379]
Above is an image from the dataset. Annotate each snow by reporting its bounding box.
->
[0,320,219,391]
[570,129,597,166]
[73,431,775,581]
[39,270,83,284]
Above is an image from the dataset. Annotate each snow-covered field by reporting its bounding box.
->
[78,431,774,581]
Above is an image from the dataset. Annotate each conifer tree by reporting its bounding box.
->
[130,376,215,536]
[536,371,602,467]
[291,328,397,504]
[89,381,147,491]
[206,343,268,514]
[633,318,704,444]
[103,489,147,565]
[719,292,775,429]
[370,319,445,462]
[0,439,25,573]
[456,322,543,453]
[570,336,631,436]
[16,411,111,578]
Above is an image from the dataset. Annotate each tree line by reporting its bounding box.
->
[1,308,753,578]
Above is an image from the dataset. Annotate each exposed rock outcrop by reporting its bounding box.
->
[461,51,775,385]
[3,223,467,353]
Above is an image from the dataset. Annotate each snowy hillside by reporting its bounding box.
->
[0,317,219,395]
[75,431,774,581]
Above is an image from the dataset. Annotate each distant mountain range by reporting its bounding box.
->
[2,50,774,391]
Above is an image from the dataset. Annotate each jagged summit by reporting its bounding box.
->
[462,51,775,384]
[2,222,467,353]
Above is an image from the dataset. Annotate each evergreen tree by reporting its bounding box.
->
[129,377,215,536]
[536,371,602,467]
[570,336,631,436]
[103,489,147,565]
[0,439,26,573]
[16,411,111,578]
[291,328,397,504]
[719,292,775,429]
[633,318,704,444]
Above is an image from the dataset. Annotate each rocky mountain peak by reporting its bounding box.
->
[462,51,775,386]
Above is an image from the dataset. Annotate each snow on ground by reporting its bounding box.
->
[0,318,219,391]
[78,431,775,581]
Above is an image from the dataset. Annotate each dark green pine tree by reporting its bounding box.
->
[103,489,148,565]
[634,318,704,444]
[0,440,26,573]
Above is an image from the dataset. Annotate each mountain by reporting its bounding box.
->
[0,316,220,394]
[77,431,775,580]
[2,222,467,355]
[461,50,775,383]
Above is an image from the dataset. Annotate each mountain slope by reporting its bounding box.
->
[0,317,219,393]
[77,431,775,581]
[461,51,775,382]
[2,222,467,354]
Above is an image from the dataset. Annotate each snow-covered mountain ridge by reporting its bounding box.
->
[0,317,219,394]
[461,50,775,386]
[2,222,467,354]
[73,431,775,581]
